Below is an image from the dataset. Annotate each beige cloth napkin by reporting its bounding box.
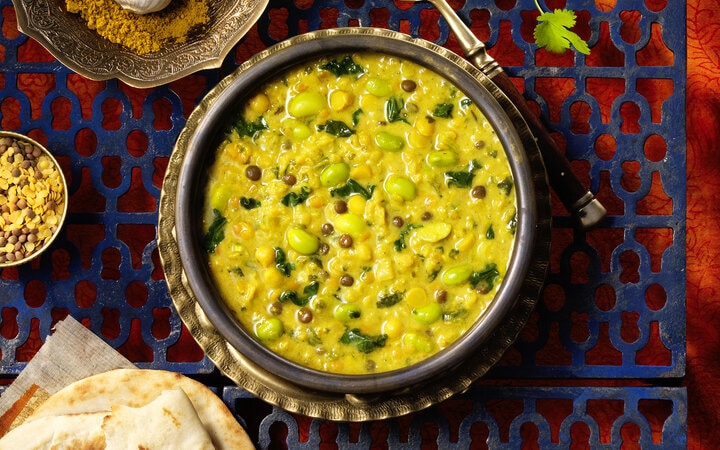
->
[0,316,135,434]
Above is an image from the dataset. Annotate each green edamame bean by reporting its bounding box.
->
[426,150,459,167]
[365,77,392,97]
[286,228,319,255]
[208,184,231,210]
[441,264,473,286]
[403,332,433,353]
[384,175,417,201]
[333,213,366,238]
[333,303,361,321]
[412,303,443,325]
[375,131,405,152]
[288,91,326,117]
[255,317,284,341]
[320,162,350,187]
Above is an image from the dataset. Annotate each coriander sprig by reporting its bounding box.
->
[533,1,590,55]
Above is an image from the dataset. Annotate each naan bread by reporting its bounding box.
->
[103,388,215,450]
[0,412,107,449]
[25,369,253,450]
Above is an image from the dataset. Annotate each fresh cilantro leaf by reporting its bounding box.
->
[497,177,514,196]
[204,209,226,253]
[330,179,375,200]
[340,328,388,353]
[320,56,365,77]
[318,120,355,137]
[533,7,590,55]
[281,186,311,207]
[240,197,261,210]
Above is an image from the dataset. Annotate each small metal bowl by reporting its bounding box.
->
[0,131,68,268]
[158,27,552,420]
[11,0,268,88]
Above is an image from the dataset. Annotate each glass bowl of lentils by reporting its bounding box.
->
[0,131,67,267]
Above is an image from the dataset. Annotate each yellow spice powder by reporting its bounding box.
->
[66,0,210,54]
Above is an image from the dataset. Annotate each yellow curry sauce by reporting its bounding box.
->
[203,53,516,374]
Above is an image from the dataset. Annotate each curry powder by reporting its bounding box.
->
[66,0,210,54]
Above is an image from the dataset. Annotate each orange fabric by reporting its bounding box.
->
[687,1,720,448]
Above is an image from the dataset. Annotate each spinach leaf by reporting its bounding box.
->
[320,56,365,77]
[340,328,388,353]
[352,108,364,127]
[433,102,454,118]
[469,263,499,292]
[274,247,295,277]
[240,197,261,210]
[279,281,319,306]
[445,159,482,188]
[281,186,311,207]
[498,177,514,196]
[377,291,404,308]
[385,96,409,124]
[330,179,374,200]
[204,209,226,253]
[234,116,268,138]
[318,120,355,137]
[486,224,495,240]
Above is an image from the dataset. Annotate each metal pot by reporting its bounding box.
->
[158,27,551,421]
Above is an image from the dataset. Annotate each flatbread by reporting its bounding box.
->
[103,388,215,450]
[0,412,107,449]
[26,369,253,450]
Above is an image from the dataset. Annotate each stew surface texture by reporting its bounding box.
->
[203,53,516,374]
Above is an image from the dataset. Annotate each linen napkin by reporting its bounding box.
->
[0,316,135,435]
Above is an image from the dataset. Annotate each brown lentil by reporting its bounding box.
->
[401,79,417,92]
[471,185,487,199]
[321,223,334,235]
[421,211,433,221]
[0,136,65,265]
[339,274,354,287]
[338,234,353,248]
[245,165,262,181]
[282,174,297,186]
[334,200,348,214]
[297,307,313,323]
[391,216,404,227]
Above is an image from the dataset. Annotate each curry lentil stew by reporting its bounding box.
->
[203,53,517,374]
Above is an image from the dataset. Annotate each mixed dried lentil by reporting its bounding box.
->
[204,53,517,374]
[0,137,65,265]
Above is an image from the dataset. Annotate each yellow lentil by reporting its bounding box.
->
[65,0,210,54]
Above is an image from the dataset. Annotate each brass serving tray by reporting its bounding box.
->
[158,27,551,421]
[11,0,268,88]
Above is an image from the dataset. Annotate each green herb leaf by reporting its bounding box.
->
[320,56,365,77]
[281,186,311,207]
[352,108,364,127]
[377,291,404,308]
[433,102,454,118]
[394,223,423,252]
[385,96,409,124]
[229,267,244,276]
[469,263,500,292]
[274,247,295,277]
[279,281,319,306]
[533,8,590,55]
[445,159,482,188]
[204,209,227,253]
[318,120,355,137]
[497,177,514,196]
[240,197,261,210]
[486,224,495,240]
[234,116,268,138]
[340,328,388,353]
[330,179,375,200]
